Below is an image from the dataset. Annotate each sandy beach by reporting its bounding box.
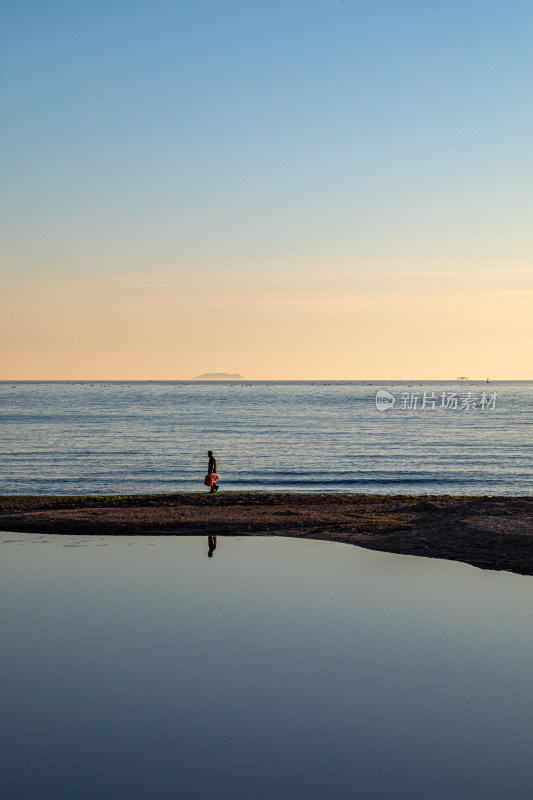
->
[1,493,533,575]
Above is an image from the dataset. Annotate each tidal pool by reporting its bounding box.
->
[2,532,533,800]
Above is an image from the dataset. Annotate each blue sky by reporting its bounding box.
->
[1,1,532,377]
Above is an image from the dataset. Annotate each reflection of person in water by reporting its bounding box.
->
[208,536,217,558]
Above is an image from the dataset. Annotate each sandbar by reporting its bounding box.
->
[2,493,533,575]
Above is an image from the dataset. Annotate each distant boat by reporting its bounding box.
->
[457,376,468,381]
[487,377,490,383]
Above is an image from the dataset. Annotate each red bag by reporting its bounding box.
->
[204,473,214,487]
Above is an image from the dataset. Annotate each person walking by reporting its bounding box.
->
[207,450,219,493]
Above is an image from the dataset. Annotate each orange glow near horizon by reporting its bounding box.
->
[2,267,531,380]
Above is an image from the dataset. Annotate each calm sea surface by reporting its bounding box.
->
[0,380,531,495]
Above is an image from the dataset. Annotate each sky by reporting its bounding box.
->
[1,0,532,379]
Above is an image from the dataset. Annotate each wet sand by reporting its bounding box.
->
[1,493,533,575]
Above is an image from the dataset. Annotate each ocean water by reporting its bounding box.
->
[0,380,531,496]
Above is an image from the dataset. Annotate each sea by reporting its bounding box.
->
[0,380,531,496]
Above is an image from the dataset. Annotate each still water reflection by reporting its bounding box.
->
[2,533,533,800]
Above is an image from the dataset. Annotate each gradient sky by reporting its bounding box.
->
[2,0,532,379]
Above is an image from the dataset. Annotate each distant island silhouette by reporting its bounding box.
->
[194,372,244,380]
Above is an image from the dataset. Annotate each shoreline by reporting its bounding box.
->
[1,493,533,575]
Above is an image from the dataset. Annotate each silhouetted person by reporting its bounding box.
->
[207,450,219,493]
[208,535,217,557]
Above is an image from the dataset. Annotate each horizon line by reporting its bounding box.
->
[0,377,526,383]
